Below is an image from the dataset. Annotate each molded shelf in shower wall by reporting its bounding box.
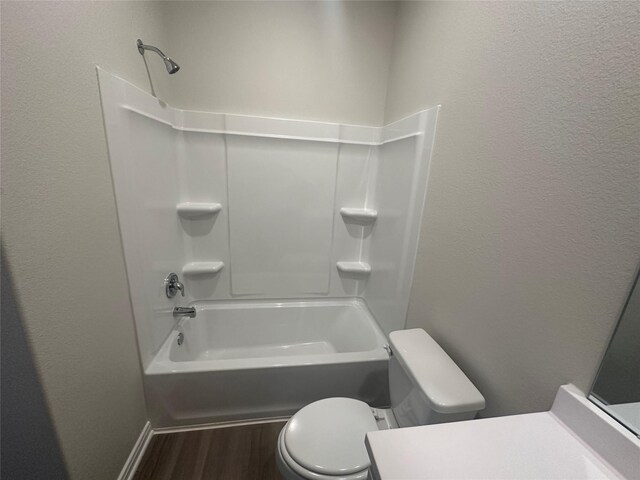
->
[176,202,222,218]
[182,261,225,276]
[339,208,378,223]
[336,261,371,275]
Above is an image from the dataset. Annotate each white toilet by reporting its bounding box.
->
[276,328,486,480]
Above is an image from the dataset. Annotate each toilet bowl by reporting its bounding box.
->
[276,397,379,480]
[276,329,485,480]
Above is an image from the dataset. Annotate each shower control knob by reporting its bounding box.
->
[165,272,185,298]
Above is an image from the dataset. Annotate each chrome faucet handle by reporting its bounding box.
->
[165,273,185,298]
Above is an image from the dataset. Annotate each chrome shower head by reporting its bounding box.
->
[163,57,180,75]
[137,39,180,74]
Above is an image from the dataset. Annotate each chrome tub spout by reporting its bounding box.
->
[173,306,196,318]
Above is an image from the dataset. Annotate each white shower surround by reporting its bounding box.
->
[99,67,439,425]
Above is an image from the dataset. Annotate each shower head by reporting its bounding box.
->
[137,39,180,74]
[163,57,180,75]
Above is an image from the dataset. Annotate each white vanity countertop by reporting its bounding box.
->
[366,412,620,479]
[366,385,640,480]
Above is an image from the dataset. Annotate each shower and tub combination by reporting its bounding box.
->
[99,57,439,427]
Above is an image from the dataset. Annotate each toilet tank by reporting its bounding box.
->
[388,329,485,428]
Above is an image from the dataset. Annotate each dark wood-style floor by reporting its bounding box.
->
[133,422,286,480]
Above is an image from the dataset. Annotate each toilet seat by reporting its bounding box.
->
[278,397,379,480]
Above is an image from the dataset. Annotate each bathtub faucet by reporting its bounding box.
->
[173,306,196,318]
[165,273,185,298]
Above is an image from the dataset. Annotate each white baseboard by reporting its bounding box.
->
[117,421,153,480]
[153,416,290,435]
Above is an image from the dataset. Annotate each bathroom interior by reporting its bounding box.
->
[1,1,639,479]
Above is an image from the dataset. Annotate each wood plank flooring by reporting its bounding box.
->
[133,422,286,480]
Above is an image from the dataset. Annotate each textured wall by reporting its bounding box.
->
[161,1,397,125]
[386,1,640,416]
[0,2,174,478]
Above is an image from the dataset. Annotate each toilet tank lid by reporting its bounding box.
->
[389,329,486,414]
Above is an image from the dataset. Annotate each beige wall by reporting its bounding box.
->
[1,2,173,478]
[161,1,397,125]
[386,1,640,417]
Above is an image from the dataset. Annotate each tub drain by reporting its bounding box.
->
[177,332,184,346]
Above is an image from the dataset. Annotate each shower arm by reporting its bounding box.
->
[137,39,166,58]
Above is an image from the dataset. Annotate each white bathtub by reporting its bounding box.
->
[145,298,390,427]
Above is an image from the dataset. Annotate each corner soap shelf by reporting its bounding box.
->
[182,261,225,276]
[340,208,377,223]
[336,261,371,275]
[177,202,222,218]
